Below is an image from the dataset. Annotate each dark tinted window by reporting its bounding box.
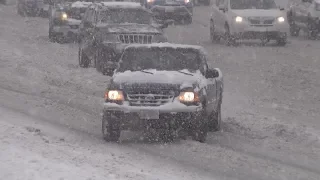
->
[100,9,151,24]
[118,47,201,72]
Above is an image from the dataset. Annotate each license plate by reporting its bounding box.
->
[138,110,159,119]
[256,28,267,32]
[165,7,175,12]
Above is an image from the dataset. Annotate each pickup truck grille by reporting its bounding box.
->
[118,34,153,44]
[127,93,174,106]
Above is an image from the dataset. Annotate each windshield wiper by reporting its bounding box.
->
[176,70,193,76]
[139,70,154,74]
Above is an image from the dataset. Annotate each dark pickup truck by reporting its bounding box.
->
[102,43,224,143]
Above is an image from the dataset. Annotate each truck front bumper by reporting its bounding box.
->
[52,25,79,41]
[231,22,289,40]
[103,101,203,130]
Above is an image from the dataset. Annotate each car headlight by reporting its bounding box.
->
[277,16,285,23]
[185,0,190,3]
[179,92,199,102]
[147,0,153,3]
[105,90,124,101]
[61,12,68,20]
[235,16,243,23]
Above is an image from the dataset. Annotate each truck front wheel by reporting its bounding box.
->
[102,112,121,142]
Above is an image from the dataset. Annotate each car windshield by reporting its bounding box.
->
[100,9,151,24]
[230,0,277,9]
[118,47,201,72]
[67,7,87,20]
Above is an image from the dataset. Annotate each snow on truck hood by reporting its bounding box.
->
[231,9,285,18]
[113,69,207,89]
[100,24,161,34]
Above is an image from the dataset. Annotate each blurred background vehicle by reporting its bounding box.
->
[78,2,170,75]
[49,1,92,43]
[287,0,320,39]
[142,0,193,24]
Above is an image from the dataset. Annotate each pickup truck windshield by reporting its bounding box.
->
[100,9,151,24]
[230,0,277,10]
[118,48,201,72]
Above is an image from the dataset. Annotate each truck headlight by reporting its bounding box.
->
[277,16,285,23]
[235,16,243,23]
[179,92,199,102]
[105,90,124,101]
[61,13,68,20]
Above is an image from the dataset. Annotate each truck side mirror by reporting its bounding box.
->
[206,68,219,78]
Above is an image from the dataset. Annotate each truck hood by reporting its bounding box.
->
[231,9,284,17]
[113,69,206,90]
[97,24,161,34]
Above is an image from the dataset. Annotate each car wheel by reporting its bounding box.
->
[208,102,222,132]
[224,25,237,46]
[289,22,300,37]
[191,110,208,143]
[102,112,121,142]
[276,37,287,46]
[210,20,220,43]
[78,46,90,68]
[48,27,56,42]
[307,20,318,40]
[183,16,192,25]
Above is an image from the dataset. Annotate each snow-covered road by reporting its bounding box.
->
[0,2,320,180]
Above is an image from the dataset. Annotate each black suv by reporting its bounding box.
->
[102,43,223,143]
[78,2,170,75]
[49,1,92,43]
[0,0,6,5]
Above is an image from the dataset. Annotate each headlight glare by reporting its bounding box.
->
[277,16,285,23]
[185,0,190,3]
[179,92,199,102]
[105,90,124,101]
[235,16,243,23]
[61,13,68,20]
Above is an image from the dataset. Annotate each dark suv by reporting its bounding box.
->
[102,43,223,143]
[49,1,92,43]
[78,2,170,75]
[143,0,193,24]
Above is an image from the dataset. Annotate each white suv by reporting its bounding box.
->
[210,0,290,46]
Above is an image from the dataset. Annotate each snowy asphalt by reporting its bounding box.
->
[0,2,320,180]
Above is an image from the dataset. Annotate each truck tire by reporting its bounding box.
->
[208,102,222,131]
[102,112,121,142]
[191,110,208,143]
[276,37,287,46]
[224,24,237,46]
[78,46,90,68]
[210,20,220,43]
[307,19,318,40]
